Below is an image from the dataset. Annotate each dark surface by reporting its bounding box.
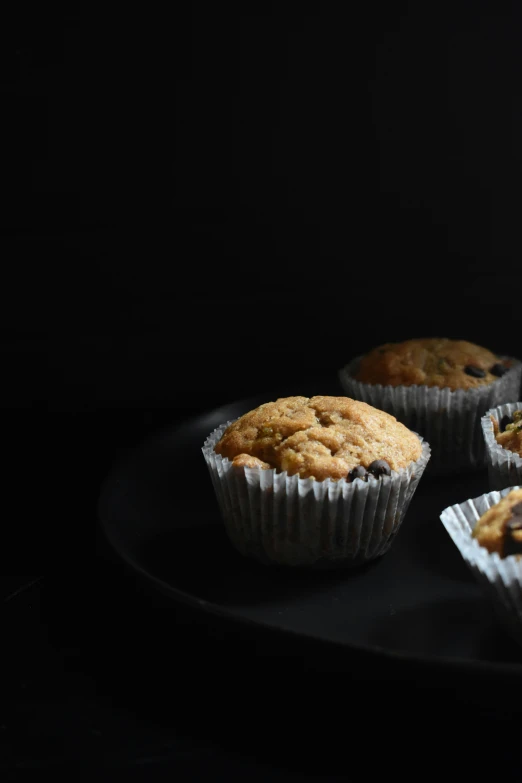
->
[3,396,522,777]
[5,2,522,778]
[99,392,522,680]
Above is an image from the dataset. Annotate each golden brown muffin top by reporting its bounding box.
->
[354,337,513,390]
[472,487,522,558]
[214,395,422,481]
[492,409,522,458]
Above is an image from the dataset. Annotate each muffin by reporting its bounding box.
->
[493,409,522,457]
[440,486,522,646]
[354,338,513,389]
[472,487,522,558]
[339,338,522,474]
[202,395,431,568]
[481,402,522,490]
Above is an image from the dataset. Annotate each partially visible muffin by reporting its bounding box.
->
[215,395,422,482]
[472,487,522,558]
[354,338,513,390]
[203,395,431,568]
[339,338,522,475]
[440,485,522,647]
[481,403,522,491]
[493,409,522,458]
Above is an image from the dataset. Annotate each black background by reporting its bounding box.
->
[3,3,522,777]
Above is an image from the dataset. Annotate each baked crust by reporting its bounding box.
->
[472,488,522,558]
[493,409,522,457]
[355,338,512,390]
[214,395,422,481]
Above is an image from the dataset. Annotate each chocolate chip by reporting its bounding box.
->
[504,516,522,557]
[368,459,391,478]
[347,465,367,482]
[511,502,522,517]
[490,363,509,377]
[503,539,522,557]
[464,365,486,378]
[500,415,512,432]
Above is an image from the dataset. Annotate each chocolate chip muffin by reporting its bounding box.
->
[203,395,431,568]
[481,402,522,491]
[354,338,512,390]
[215,395,422,482]
[493,409,522,458]
[440,485,522,646]
[472,487,522,558]
[339,338,521,475]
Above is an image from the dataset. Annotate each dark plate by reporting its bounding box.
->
[98,390,522,713]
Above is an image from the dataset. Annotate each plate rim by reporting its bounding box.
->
[97,391,522,680]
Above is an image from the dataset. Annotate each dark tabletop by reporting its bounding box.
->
[2,404,522,778]
[5,2,522,776]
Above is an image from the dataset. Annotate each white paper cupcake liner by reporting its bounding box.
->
[440,486,522,647]
[338,356,522,475]
[481,402,522,491]
[202,421,431,569]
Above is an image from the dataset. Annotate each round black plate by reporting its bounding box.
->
[98,391,522,702]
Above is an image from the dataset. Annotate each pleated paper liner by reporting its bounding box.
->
[481,402,522,491]
[440,486,522,647]
[202,421,430,569]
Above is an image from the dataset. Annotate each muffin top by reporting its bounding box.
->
[214,395,422,481]
[472,487,522,558]
[493,409,522,458]
[354,338,513,390]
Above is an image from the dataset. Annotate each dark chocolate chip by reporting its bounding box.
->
[503,540,522,557]
[347,465,367,482]
[500,414,512,432]
[464,365,486,378]
[511,502,522,517]
[490,363,509,377]
[504,517,522,557]
[368,459,391,478]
